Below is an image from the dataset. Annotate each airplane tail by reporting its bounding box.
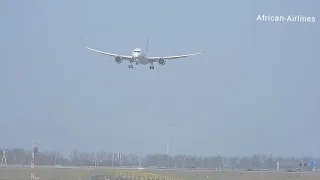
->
[145,38,148,54]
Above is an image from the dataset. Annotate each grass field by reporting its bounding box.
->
[1,167,320,180]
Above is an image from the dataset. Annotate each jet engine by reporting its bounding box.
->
[115,56,123,64]
[158,58,166,65]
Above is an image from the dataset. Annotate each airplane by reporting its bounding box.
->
[85,39,203,70]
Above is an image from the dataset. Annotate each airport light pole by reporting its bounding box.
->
[166,124,172,155]
[200,157,204,168]
[217,153,223,171]
[112,153,114,168]
[138,157,141,167]
[21,151,24,165]
[166,123,172,167]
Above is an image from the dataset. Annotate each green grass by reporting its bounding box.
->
[1,167,320,180]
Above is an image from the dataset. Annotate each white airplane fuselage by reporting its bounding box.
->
[85,40,203,70]
[131,48,148,65]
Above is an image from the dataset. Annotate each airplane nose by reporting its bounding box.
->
[132,52,140,59]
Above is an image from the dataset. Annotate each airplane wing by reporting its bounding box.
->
[147,52,203,61]
[86,47,132,60]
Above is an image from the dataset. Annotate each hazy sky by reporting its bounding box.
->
[0,0,319,157]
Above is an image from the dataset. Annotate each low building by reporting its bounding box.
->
[279,161,313,171]
[279,162,300,171]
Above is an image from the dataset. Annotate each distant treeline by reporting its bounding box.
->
[0,148,318,169]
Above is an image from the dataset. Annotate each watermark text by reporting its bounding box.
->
[256,14,316,23]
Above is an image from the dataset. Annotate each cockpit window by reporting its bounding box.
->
[133,48,141,52]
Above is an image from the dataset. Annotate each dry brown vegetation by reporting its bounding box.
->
[1,167,320,180]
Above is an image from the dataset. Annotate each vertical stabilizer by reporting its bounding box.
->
[145,38,149,54]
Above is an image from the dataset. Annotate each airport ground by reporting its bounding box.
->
[1,165,320,180]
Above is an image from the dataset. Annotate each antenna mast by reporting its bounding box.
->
[1,150,7,165]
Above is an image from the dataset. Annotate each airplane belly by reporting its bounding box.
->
[140,59,148,65]
[138,58,148,65]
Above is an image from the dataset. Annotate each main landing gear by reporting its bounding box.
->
[128,60,134,69]
[149,62,154,70]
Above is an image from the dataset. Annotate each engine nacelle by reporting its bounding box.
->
[158,58,166,66]
[115,56,123,64]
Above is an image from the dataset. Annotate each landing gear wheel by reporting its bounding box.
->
[128,65,133,69]
[150,66,154,70]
